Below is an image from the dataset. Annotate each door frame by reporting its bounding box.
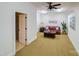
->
[15,11,27,53]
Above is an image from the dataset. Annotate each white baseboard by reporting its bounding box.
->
[27,35,37,45]
[68,35,79,55]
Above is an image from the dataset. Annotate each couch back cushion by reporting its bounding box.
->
[48,26,56,30]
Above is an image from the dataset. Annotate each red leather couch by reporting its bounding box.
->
[45,26,61,34]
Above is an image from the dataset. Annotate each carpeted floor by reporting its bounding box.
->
[16,32,78,56]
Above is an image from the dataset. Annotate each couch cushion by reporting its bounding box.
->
[48,26,56,30]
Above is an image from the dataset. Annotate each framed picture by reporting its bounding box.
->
[70,16,76,30]
[49,20,57,24]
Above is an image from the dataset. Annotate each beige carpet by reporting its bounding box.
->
[16,32,78,56]
[16,40,25,52]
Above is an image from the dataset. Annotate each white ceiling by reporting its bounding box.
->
[31,2,71,9]
[31,2,79,13]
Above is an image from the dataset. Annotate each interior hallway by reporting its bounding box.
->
[16,32,78,56]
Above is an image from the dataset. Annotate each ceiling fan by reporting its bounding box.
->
[46,2,61,10]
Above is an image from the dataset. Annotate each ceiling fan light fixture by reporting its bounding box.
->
[54,8,64,12]
[40,10,47,14]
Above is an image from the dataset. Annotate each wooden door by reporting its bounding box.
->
[19,14,26,45]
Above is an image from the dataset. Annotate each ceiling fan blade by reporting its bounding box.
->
[53,7,58,9]
[46,6,49,7]
[47,2,52,4]
[53,4,61,6]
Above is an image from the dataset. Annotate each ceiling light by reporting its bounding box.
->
[54,8,64,12]
[40,10,47,14]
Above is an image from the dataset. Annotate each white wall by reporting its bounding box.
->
[0,2,37,56]
[37,11,41,32]
[68,6,79,54]
[37,12,67,32]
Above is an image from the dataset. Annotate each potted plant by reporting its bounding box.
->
[61,22,67,34]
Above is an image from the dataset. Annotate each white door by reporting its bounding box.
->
[19,14,26,45]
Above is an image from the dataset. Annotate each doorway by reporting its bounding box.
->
[15,12,27,52]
